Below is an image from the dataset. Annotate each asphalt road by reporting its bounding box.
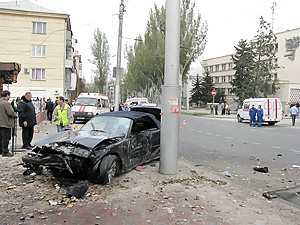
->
[179,115,300,206]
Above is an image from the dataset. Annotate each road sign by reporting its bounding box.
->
[211,90,216,96]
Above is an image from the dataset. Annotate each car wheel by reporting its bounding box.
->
[95,155,120,185]
[237,115,243,123]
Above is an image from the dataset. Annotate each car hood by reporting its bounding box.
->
[35,130,120,150]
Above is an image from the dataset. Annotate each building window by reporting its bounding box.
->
[32,22,47,34]
[228,76,233,82]
[227,88,233,94]
[205,67,209,72]
[221,76,226,82]
[32,45,46,57]
[215,77,219,83]
[228,63,233,70]
[215,65,219,71]
[210,66,214,72]
[274,73,278,79]
[31,69,46,80]
[222,64,226,70]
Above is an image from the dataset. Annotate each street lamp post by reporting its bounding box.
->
[160,0,181,175]
[114,0,125,111]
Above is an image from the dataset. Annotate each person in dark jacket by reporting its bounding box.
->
[249,104,257,127]
[45,98,54,123]
[17,92,37,149]
[0,90,17,156]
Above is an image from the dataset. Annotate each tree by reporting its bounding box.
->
[190,74,201,106]
[214,88,226,104]
[231,17,279,105]
[199,72,214,105]
[90,28,110,93]
[124,0,207,101]
[251,17,279,97]
[231,39,255,105]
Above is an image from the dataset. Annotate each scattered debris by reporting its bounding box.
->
[140,172,147,175]
[253,166,269,173]
[266,184,271,188]
[277,153,282,157]
[262,192,278,199]
[49,200,58,206]
[221,171,231,178]
[135,166,143,172]
[66,183,88,198]
[150,164,156,167]
[6,185,16,190]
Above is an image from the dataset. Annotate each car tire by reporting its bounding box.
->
[237,115,243,123]
[95,155,120,185]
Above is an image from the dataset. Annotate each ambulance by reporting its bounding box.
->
[72,93,110,123]
[237,98,283,125]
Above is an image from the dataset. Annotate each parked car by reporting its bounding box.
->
[22,108,161,184]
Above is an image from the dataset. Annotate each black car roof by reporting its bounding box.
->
[97,111,160,128]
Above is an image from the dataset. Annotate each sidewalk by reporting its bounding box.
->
[1,118,299,224]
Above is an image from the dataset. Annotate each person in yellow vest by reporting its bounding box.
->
[53,96,73,132]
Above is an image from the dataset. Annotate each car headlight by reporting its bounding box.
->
[87,112,93,115]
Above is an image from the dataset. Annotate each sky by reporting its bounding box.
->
[2,0,300,82]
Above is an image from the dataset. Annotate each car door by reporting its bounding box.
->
[128,122,150,168]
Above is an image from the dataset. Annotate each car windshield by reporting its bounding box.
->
[75,97,98,106]
[81,116,131,136]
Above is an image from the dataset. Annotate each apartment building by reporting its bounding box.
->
[0,1,77,100]
[202,27,300,108]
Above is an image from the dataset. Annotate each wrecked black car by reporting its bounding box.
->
[22,109,160,184]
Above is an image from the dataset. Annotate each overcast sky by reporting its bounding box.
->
[2,0,300,82]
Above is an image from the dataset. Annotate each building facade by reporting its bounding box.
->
[202,28,300,109]
[0,1,77,100]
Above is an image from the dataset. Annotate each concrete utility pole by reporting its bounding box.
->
[114,0,125,111]
[160,0,181,175]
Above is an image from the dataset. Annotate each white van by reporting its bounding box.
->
[237,98,282,125]
[125,97,149,106]
[72,93,110,123]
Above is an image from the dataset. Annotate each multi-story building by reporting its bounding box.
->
[0,1,76,100]
[202,27,300,109]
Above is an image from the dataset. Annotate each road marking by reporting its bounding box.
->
[215,134,221,137]
[251,142,261,145]
[237,139,248,143]
[271,145,281,149]
[205,132,212,135]
[291,149,300,154]
[197,130,203,133]
[226,137,234,140]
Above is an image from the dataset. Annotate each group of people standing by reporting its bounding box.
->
[45,96,73,132]
[0,91,74,157]
[249,104,264,127]
[0,91,36,156]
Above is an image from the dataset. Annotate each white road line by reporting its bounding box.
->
[197,130,203,133]
[237,139,247,143]
[251,142,261,145]
[291,149,300,154]
[226,137,234,140]
[205,132,212,135]
[215,134,221,137]
[271,146,281,149]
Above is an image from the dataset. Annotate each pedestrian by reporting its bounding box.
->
[215,104,218,115]
[45,98,54,123]
[0,90,18,157]
[210,104,214,115]
[249,104,257,127]
[17,92,37,150]
[123,103,131,111]
[257,105,264,127]
[289,104,299,126]
[53,96,73,132]
[221,103,226,115]
[226,103,231,115]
